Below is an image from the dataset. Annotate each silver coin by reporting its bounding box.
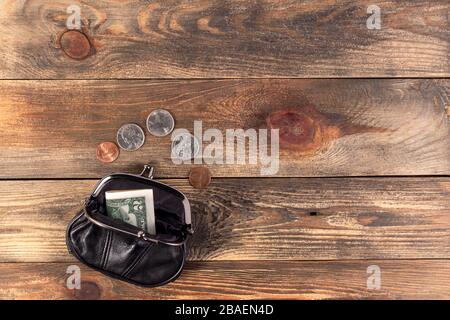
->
[116,123,145,151]
[146,109,175,137]
[171,132,200,161]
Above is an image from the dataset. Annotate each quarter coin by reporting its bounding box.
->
[96,141,120,163]
[171,132,200,161]
[189,166,212,189]
[146,109,175,137]
[116,123,145,151]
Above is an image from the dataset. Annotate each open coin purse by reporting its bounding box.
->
[66,165,193,287]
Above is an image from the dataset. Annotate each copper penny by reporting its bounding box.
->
[59,30,91,60]
[189,166,212,189]
[96,142,120,163]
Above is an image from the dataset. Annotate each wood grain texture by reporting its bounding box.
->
[0,79,449,178]
[1,178,450,262]
[0,260,449,299]
[0,0,448,78]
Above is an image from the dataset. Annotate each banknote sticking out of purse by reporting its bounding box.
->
[66,164,194,287]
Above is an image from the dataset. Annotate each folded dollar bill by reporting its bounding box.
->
[105,189,156,235]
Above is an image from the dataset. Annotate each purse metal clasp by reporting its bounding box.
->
[139,164,154,179]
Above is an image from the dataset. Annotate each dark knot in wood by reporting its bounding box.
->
[59,30,92,60]
[73,281,101,300]
[266,105,340,154]
[266,105,386,155]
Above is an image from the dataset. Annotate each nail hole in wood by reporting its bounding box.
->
[309,211,319,216]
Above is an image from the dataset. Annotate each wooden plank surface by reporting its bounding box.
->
[0,79,449,178]
[1,260,449,299]
[0,0,448,79]
[1,0,449,301]
[1,178,450,263]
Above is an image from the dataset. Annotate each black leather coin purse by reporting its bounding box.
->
[66,165,193,287]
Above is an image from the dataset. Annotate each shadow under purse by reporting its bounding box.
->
[66,165,194,287]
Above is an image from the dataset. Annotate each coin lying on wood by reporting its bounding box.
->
[147,109,175,137]
[116,123,145,151]
[171,132,200,161]
[96,142,120,163]
[189,166,212,189]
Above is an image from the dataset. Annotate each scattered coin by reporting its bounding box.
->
[189,166,212,189]
[96,141,120,163]
[147,109,175,137]
[171,132,200,161]
[116,123,145,151]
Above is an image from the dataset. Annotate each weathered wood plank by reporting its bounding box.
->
[0,79,449,178]
[0,0,448,78]
[1,260,449,299]
[1,178,450,262]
